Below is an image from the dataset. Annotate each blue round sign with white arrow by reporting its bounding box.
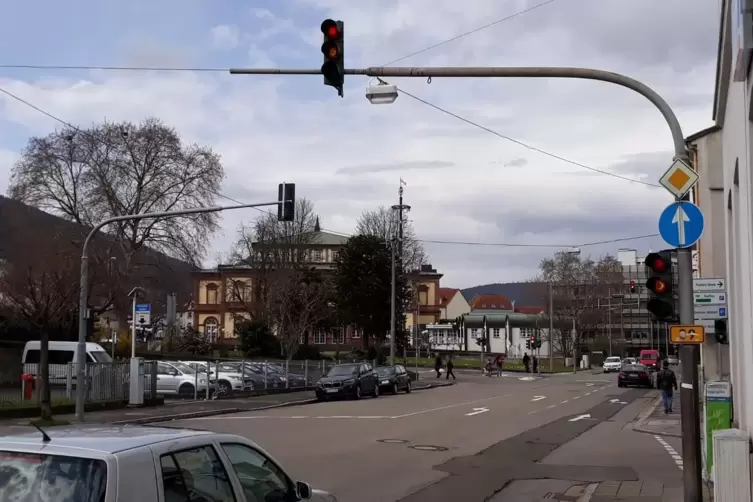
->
[658,201,704,248]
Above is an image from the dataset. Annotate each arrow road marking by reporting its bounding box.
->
[672,204,690,246]
[586,383,595,387]
[531,396,546,402]
[610,399,628,404]
[569,414,593,422]
[465,407,489,416]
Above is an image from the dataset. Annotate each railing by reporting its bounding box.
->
[0,361,158,408]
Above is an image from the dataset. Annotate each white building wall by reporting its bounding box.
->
[444,293,471,319]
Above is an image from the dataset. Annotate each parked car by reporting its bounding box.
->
[618,364,653,388]
[253,362,311,387]
[315,362,379,401]
[224,362,288,389]
[621,357,637,367]
[147,361,215,398]
[0,424,336,501]
[602,356,622,373]
[375,365,413,394]
[182,361,255,396]
[666,355,679,365]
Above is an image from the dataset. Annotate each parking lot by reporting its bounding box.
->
[170,371,641,502]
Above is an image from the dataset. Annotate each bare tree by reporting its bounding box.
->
[355,206,426,271]
[528,252,623,358]
[8,118,223,271]
[0,231,79,421]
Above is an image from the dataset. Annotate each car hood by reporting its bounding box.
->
[320,375,357,383]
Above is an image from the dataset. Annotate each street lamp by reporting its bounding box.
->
[365,81,398,104]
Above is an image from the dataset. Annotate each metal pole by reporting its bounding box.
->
[548,283,554,373]
[572,316,577,374]
[608,291,613,357]
[389,239,396,366]
[74,200,283,421]
[131,296,137,358]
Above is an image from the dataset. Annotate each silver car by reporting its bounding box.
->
[0,424,336,501]
[149,361,215,398]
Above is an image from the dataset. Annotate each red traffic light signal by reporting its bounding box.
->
[321,19,339,39]
[320,19,344,96]
[629,280,636,293]
[646,277,670,295]
[645,252,669,273]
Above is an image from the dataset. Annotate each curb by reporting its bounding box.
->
[631,395,682,438]
[111,381,455,425]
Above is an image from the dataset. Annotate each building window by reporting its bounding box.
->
[314,331,326,344]
[351,328,362,339]
[204,317,219,342]
[206,284,218,304]
[332,250,339,261]
[313,249,323,262]
[332,327,345,345]
[418,285,428,305]
[231,280,251,302]
[492,328,500,338]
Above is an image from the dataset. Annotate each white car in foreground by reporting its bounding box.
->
[0,424,337,501]
[603,356,622,373]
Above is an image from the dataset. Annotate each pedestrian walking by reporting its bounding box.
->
[434,354,443,378]
[495,354,505,377]
[522,352,531,373]
[532,355,539,374]
[446,355,456,380]
[656,360,678,414]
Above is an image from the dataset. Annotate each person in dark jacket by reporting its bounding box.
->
[446,355,456,380]
[656,360,678,414]
[522,353,531,373]
[532,355,539,374]
[434,354,443,378]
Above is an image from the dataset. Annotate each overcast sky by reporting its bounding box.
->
[0,0,719,288]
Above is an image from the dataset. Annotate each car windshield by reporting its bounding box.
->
[376,367,396,376]
[89,351,112,363]
[641,353,658,360]
[326,365,359,377]
[0,451,107,502]
[625,365,646,371]
[172,363,195,374]
[606,357,621,363]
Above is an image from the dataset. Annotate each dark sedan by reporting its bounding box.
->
[376,365,413,394]
[618,364,653,388]
[315,362,379,401]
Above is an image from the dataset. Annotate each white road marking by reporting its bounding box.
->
[573,395,581,399]
[531,396,547,402]
[586,383,595,387]
[547,405,556,409]
[609,399,628,404]
[654,435,683,470]
[561,400,569,404]
[465,407,490,416]
[528,410,537,414]
[569,414,593,422]
[391,393,512,418]
[191,415,392,420]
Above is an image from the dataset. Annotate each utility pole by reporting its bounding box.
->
[392,180,411,362]
[389,237,397,366]
[548,283,554,374]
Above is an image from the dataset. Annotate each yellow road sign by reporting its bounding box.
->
[670,324,705,344]
[659,159,699,198]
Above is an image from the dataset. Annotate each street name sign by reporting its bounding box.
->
[135,303,151,325]
[670,324,705,344]
[658,201,704,249]
[694,278,725,292]
[693,292,726,305]
[659,158,699,198]
[693,276,727,331]
[694,305,727,320]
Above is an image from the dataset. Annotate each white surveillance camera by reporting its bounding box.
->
[365,83,398,105]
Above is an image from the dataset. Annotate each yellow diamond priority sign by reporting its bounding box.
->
[659,159,699,198]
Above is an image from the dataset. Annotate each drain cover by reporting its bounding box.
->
[410,445,448,451]
[378,439,410,444]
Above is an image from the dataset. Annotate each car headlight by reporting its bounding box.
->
[278,376,287,381]
[343,379,355,385]
[316,380,323,387]
[199,378,207,384]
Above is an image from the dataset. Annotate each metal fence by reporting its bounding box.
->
[0,361,159,409]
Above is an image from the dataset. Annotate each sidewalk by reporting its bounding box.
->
[633,391,682,438]
[0,380,454,432]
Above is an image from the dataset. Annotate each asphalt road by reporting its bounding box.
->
[174,371,653,502]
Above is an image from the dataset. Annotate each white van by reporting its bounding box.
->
[22,341,112,383]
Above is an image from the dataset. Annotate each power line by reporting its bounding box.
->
[396,87,662,188]
[380,0,562,66]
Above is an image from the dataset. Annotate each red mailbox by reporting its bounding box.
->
[21,373,34,400]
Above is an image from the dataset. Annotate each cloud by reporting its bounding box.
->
[0,0,717,289]
[210,25,240,50]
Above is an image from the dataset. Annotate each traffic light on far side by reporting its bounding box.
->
[629,280,636,293]
[277,183,295,222]
[714,319,728,344]
[320,19,344,97]
[644,250,674,321]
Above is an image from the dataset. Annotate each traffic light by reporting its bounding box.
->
[629,280,636,293]
[320,19,344,97]
[714,319,728,344]
[530,335,536,350]
[644,250,675,321]
[277,183,295,222]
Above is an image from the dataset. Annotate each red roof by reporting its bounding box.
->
[437,288,460,305]
[515,306,545,314]
[470,294,513,311]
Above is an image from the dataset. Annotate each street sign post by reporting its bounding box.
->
[135,304,151,326]
[693,277,727,333]
[659,158,699,198]
[693,278,725,292]
[670,325,705,344]
[658,201,704,249]
[693,292,726,305]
